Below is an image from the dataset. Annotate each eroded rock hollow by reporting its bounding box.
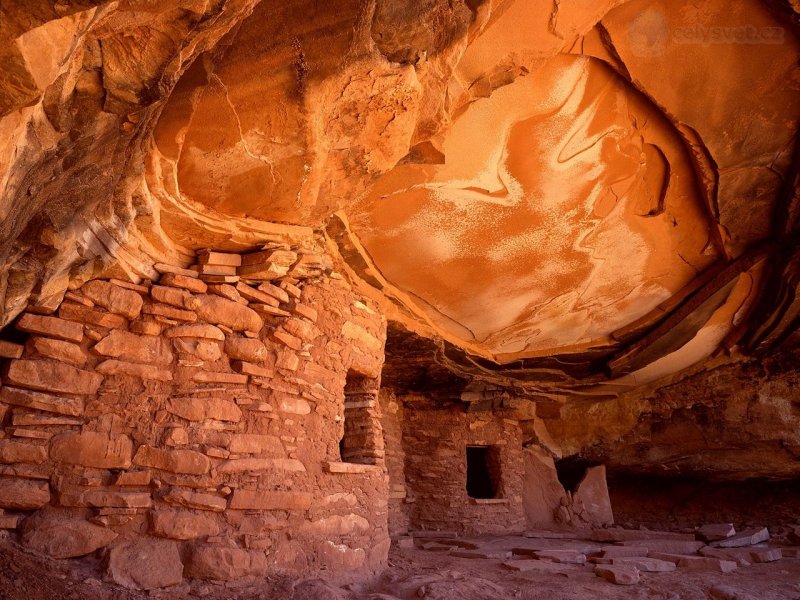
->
[0,0,799,597]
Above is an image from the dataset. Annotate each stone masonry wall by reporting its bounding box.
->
[402,399,526,535]
[0,248,389,589]
[378,388,410,538]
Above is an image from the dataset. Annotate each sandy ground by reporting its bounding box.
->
[1,533,799,600]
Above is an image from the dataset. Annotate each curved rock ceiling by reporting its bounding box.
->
[1,0,799,396]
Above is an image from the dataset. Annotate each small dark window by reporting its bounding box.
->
[466,446,502,499]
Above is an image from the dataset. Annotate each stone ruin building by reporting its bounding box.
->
[0,1,798,598]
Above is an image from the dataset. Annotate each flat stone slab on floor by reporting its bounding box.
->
[594,564,640,585]
[592,528,696,543]
[597,545,650,558]
[698,523,736,542]
[450,550,512,560]
[621,539,704,554]
[533,549,587,564]
[524,530,592,540]
[609,557,676,572]
[649,553,738,573]
[713,528,770,548]
[502,559,580,574]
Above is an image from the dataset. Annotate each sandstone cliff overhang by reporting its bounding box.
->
[0,0,798,398]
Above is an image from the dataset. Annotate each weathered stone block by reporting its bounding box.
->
[133,445,211,475]
[572,465,614,527]
[0,340,24,359]
[257,282,290,303]
[0,440,47,464]
[283,318,320,341]
[242,249,297,268]
[318,541,366,571]
[593,528,696,542]
[301,514,370,536]
[198,250,242,267]
[293,304,317,322]
[0,478,50,509]
[192,371,248,385]
[106,538,184,589]
[150,510,220,540]
[0,387,83,416]
[0,514,22,529]
[278,396,310,415]
[81,280,143,319]
[59,303,127,328]
[28,336,86,366]
[216,458,305,473]
[96,359,173,381]
[609,557,676,572]
[184,545,268,581]
[324,461,383,474]
[93,330,174,365]
[192,295,262,332]
[229,490,312,511]
[273,329,302,350]
[715,527,770,548]
[228,434,283,455]
[620,539,703,554]
[594,564,640,585]
[231,361,270,377]
[699,523,736,542]
[57,487,152,508]
[167,397,242,422]
[224,337,267,362]
[143,303,197,322]
[196,264,237,276]
[150,285,197,310]
[107,279,149,294]
[4,359,102,395]
[13,411,80,427]
[16,313,84,343]
[161,488,227,512]
[114,470,152,486]
[173,338,221,362]
[280,282,301,299]
[235,283,278,306]
[239,262,289,280]
[599,545,649,558]
[164,323,225,340]
[341,321,382,352]
[50,432,133,469]
[21,516,117,559]
[249,303,290,319]
[159,272,208,293]
[154,264,198,278]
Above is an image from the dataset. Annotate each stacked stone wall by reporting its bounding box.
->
[401,400,526,535]
[0,252,389,588]
[378,389,410,537]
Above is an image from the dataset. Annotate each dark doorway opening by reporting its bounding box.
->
[466,445,501,499]
[555,456,595,493]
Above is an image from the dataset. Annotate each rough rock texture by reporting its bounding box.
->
[0,256,389,585]
[0,0,796,396]
[546,345,800,479]
[0,0,799,591]
[105,538,183,590]
[21,513,118,559]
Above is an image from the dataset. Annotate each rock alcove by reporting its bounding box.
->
[0,0,799,596]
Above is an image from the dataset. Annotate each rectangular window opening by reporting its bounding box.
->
[339,370,382,465]
[466,445,502,499]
